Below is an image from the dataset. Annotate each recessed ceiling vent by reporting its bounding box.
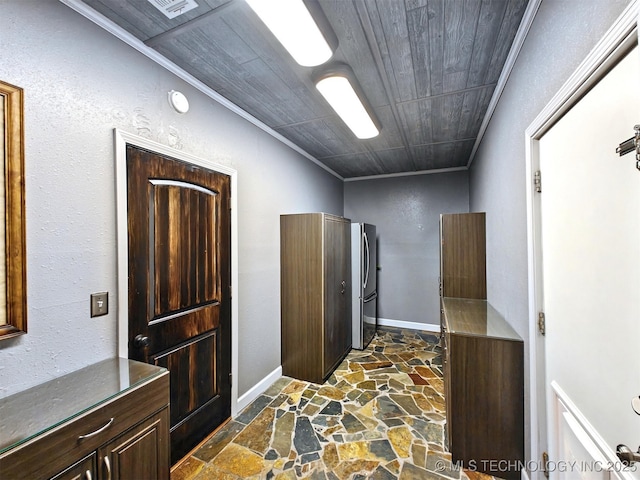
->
[148,0,198,19]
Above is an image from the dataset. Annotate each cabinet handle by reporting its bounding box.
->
[340,280,346,294]
[103,456,111,480]
[84,470,92,480]
[78,417,114,440]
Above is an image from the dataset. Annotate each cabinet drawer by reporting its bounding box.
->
[1,373,168,479]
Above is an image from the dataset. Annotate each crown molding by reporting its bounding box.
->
[58,0,344,181]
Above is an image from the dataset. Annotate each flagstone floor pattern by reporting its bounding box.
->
[171,326,496,480]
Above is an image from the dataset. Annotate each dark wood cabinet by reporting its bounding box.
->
[0,359,170,480]
[439,212,523,479]
[441,298,524,479]
[280,213,352,384]
[49,411,167,480]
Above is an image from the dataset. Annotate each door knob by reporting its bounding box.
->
[616,444,640,466]
[133,334,149,349]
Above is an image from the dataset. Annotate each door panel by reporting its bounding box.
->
[539,46,640,477]
[440,213,486,299]
[323,217,351,377]
[150,180,219,318]
[153,331,217,427]
[99,412,167,480]
[127,145,231,464]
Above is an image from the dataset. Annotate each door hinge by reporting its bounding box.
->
[542,451,550,478]
[538,311,546,336]
[534,170,542,193]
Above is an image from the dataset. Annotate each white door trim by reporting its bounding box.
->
[114,128,240,417]
[525,3,639,479]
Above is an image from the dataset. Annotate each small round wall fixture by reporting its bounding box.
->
[168,90,189,114]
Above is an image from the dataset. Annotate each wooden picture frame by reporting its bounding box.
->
[0,80,27,339]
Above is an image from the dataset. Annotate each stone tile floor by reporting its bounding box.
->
[172,326,496,480]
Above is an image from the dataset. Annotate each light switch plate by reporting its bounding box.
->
[90,292,108,317]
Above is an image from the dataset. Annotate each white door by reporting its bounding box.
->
[538,45,640,479]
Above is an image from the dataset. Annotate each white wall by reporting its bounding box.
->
[0,0,343,398]
[344,172,469,328]
[469,0,630,466]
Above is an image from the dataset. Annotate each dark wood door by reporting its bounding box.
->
[126,145,231,464]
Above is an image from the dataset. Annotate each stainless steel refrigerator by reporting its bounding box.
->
[351,223,377,349]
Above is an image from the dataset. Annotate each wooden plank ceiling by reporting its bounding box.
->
[79,0,529,179]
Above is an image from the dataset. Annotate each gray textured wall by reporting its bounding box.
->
[344,172,469,327]
[0,0,343,398]
[469,0,630,466]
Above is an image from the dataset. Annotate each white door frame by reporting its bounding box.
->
[114,128,240,417]
[525,3,639,479]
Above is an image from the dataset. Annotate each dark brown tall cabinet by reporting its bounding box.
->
[439,212,524,480]
[280,213,352,384]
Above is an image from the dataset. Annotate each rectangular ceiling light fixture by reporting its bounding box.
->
[245,0,338,67]
[314,63,381,140]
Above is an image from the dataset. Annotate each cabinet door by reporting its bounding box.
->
[339,220,352,356]
[50,453,96,480]
[98,410,169,480]
[280,213,324,383]
[440,213,486,299]
[323,217,351,378]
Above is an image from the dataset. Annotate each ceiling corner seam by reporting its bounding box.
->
[466,0,543,170]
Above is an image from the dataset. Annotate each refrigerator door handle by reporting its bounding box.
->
[363,291,377,302]
[363,231,370,290]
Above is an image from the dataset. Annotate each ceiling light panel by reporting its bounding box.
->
[245,0,336,67]
[315,71,380,140]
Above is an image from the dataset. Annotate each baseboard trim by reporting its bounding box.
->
[377,317,440,333]
[234,365,282,417]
